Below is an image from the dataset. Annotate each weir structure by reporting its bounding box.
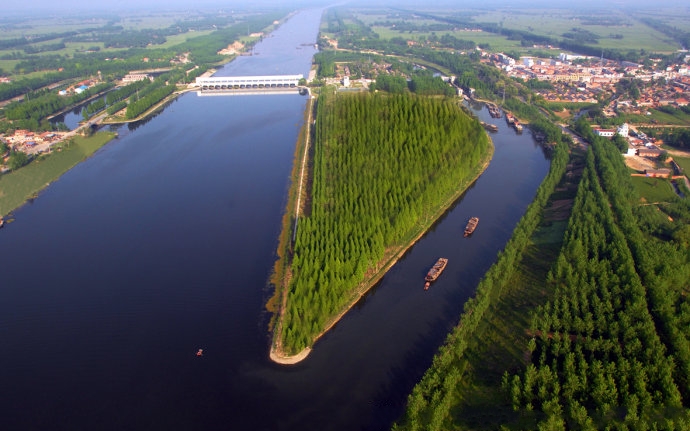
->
[194,74,303,90]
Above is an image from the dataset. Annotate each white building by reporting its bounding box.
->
[617,123,629,138]
[123,73,152,83]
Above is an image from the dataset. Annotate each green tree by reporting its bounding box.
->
[8,150,29,170]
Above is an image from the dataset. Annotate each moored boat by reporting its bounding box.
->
[424,258,448,290]
[0,218,4,229]
[464,216,479,237]
[487,103,502,118]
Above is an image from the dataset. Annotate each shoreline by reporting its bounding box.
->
[0,132,117,218]
[269,112,495,364]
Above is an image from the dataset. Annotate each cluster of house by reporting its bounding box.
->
[1,129,67,155]
[592,122,675,177]
[488,52,690,108]
[58,79,97,96]
[615,75,690,116]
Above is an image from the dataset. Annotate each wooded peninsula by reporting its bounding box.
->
[269,90,492,361]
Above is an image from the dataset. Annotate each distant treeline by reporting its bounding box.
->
[0,12,281,103]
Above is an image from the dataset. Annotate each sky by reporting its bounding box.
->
[3,0,689,14]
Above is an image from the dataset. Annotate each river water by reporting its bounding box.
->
[0,9,550,431]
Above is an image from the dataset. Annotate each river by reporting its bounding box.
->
[0,9,550,431]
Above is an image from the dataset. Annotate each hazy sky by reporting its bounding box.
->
[4,0,688,14]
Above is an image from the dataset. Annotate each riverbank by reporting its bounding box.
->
[269,98,495,364]
[0,132,116,218]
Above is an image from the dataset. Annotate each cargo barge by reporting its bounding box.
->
[464,216,479,237]
[505,112,523,133]
[424,258,448,290]
[487,103,502,118]
[481,121,498,132]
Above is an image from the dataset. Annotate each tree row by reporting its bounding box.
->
[279,91,491,354]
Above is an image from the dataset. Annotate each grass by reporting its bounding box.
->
[673,156,690,175]
[451,214,566,430]
[620,109,690,126]
[369,25,525,52]
[472,9,680,53]
[356,7,683,54]
[155,30,214,49]
[0,131,115,217]
[631,175,678,203]
[439,149,583,430]
[362,6,682,55]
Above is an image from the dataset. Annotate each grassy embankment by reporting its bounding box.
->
[433,149,582,430]
[266,92,314,330]
[393,133,573,429]
[674,156,690,174]
[0,132,115,218]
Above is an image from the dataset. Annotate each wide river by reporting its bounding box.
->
[0,9,550,431]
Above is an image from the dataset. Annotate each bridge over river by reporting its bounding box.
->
[194,74,303,90]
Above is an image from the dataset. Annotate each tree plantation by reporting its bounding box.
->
[395,130,690,430]
[276,91,491,355]
[504,138,690,429]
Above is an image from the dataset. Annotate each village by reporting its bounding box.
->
[491,50,690,110]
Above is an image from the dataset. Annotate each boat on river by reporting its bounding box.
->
[0,218,4,229]
[481,121,498,132]
[487,103,502,118]
[464,217,479,237]
[424,258,448,290]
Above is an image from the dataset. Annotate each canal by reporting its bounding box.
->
[0,8,550,431]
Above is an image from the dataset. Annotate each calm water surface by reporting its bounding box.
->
[0,9,550,431]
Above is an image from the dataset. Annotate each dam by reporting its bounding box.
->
[194,74,303,90]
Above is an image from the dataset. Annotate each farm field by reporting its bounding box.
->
[347,6,683,56]
[622,110,690,127]
[472,9,679,53]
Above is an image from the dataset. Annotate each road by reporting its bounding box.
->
[558,123,588,149]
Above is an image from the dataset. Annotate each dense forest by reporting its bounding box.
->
[396,129,690,429]
[276,91,491,354]
[504,138,690,430]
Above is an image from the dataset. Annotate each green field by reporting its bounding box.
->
[621,109,690,126]
[631,175,678,202]
[354,6,684,56]
[644,8,690,33]
[673,156,690,175]
[0,132,115,217]
[472,9,679,53]
[152,30,215,50]
[357,7,682,54]
[452,225,564,429]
